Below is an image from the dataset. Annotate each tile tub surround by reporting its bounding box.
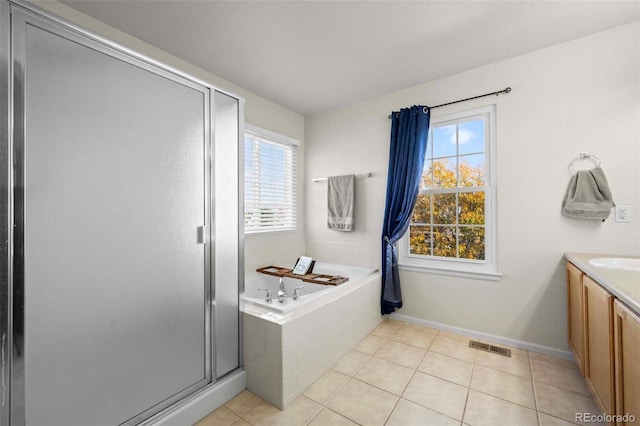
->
[198,319,603,426]
[243,271,382,409]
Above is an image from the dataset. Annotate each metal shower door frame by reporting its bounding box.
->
[0,1,244,424]
[0,0,11,425]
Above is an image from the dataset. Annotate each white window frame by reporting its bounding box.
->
[398,105,501,281]
[244,124,299,234]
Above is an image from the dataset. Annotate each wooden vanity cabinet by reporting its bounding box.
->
[613,300,640,425]
[567,258,640,424]
[567,262,585,374]
[583,275,616,417]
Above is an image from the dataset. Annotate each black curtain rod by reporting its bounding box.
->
[388,87,511,119]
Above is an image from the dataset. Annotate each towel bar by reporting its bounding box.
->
[312,172,374,183]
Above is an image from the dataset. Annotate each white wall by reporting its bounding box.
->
[31,1,307,280]
[305,22,640,351]
[34,1,639,352]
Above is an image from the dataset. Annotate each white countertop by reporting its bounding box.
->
[565,252,640,315]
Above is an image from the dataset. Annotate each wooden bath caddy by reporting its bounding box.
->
[256,265,349,286]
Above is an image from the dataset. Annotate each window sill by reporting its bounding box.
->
[245,228,298,236]
[398,264,503,282]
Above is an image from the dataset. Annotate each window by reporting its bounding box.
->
[244,125,298,233]
[399,106,500,280]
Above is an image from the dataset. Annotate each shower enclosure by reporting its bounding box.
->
[0,2,244,425]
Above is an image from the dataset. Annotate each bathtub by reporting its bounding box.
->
[242,262,382,409]
[243,263,377,314]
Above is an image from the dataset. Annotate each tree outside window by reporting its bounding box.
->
[408,114,488,262]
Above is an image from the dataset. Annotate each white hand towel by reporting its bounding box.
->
[327,175,355,231]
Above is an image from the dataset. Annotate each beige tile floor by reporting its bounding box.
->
[196,318,604,426]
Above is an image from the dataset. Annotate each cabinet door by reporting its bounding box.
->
[583,275,615,416]
[614,300,640,425]
[567,261,585,374]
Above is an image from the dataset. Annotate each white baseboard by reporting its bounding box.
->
[389,313,573,360]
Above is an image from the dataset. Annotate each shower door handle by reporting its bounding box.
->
[197,226,206,244]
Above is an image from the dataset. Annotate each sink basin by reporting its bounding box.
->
[589,257,640,272]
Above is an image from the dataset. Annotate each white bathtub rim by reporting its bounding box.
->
[242,280,333,314]
[243,271,381,325]
[243,262,378,316]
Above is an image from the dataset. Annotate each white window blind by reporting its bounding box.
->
[244,126,298,233]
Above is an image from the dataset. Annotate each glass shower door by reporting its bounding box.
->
[12,9,212,425]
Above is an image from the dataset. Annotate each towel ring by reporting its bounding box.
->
[570,153,601,173]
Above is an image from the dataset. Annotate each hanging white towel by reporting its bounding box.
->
[562,166,615,221]
[327,175,355,231]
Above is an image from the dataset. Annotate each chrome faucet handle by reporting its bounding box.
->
[277,278,288,303]
[258,288,272,303]
[293,286,305,300]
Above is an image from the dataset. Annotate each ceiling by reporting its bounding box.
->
[59,0,640,116]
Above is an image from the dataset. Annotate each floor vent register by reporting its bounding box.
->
[468,340,512,357]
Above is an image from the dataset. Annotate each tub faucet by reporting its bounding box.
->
[258,288,272,303]
[293,286,304,300]
[278,278,287,303]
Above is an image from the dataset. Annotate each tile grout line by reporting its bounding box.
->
[466,342,547,422]
[527,351,542,426]
[460,384,471,426]
[363,322,402,426]
[328,322,397,424]
[392,324,475,423]
[467,363,545,414]
[391,337,430,417]
[234,394,264,425]
[461,354,482,425]
[301,402,324,426]
[378,321,429,425]
[381,392,402,426]
[304,367,351,407]
[402,332,468,424]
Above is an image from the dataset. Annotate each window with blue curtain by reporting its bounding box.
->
[398,105,501,281]
[381,105,430,314]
